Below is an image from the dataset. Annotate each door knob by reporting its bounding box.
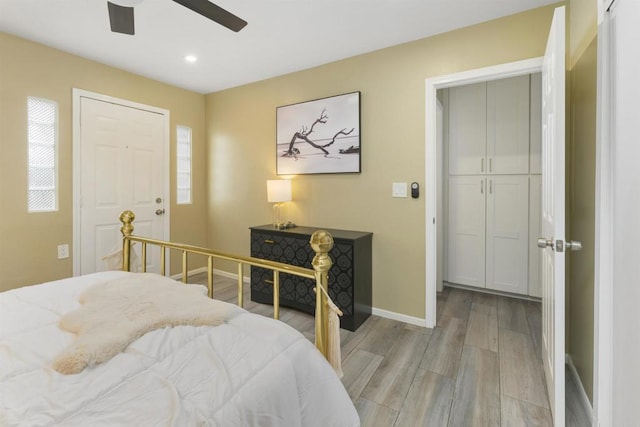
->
[566,240,582,251]
[537,238,554,249]
[537,238,582,252]
[155,209,165,216]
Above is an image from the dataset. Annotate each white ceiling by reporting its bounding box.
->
[0,0,557,94]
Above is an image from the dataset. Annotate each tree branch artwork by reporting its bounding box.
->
[282,108,355,159]
[276,91,360,174]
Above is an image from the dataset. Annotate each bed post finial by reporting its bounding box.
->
[119,210,135,272]
[310,230,334,358]
[120,210,135,237]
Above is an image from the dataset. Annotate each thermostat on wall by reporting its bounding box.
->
[411,182,419,198]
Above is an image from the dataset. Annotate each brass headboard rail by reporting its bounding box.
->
[118,210,334,360]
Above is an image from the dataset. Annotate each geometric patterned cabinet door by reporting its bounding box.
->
[250,225,372,331]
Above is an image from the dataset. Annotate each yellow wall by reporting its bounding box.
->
[569,0,598,68]
[0,32,207,292]
[205,4,559,319]
[567,0,598,403]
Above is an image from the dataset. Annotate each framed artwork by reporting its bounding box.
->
[276,91,361,175]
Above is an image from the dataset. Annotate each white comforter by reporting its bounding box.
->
[0,272,360,426]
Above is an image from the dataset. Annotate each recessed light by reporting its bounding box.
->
[184,55,198,63]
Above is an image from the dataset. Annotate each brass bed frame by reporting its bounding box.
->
[118,210,340,363]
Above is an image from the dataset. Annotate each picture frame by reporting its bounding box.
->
[276,91,361,175]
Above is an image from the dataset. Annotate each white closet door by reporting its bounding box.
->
[529,73,543,174]
[487,75,530,174]
[448,82,486,175]
[540,7,567,423]
[447,176,486,287]
[528,174,542,297]
[485,175,529,294]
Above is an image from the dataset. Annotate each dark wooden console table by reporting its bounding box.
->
[250,225,372,331]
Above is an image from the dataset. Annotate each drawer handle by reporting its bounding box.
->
[265,279,274,284]
[264,239,275,244]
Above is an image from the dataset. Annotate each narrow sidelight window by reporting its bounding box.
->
[27,97,58,212]
[176,125,192,205]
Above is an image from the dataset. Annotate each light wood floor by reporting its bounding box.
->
[193,273,590,426]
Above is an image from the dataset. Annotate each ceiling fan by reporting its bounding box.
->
[107,0,247,35]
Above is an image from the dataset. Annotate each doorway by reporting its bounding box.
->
[72,89,171,276]
[425,8,568,425]
[425,58,544,328]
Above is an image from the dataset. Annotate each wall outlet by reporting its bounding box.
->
[57,244,69,259]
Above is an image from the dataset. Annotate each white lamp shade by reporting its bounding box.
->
[267,180,292,203]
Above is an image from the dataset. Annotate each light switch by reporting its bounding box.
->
[57,244,69,259]
[392,182,408,198]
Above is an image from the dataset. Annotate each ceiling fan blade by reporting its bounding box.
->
[172,0,247,32]
[107,1,135,35]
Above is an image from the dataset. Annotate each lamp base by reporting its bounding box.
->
[274,221,296,230]
[272,203,296,229]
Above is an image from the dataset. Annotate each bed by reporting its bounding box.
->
[0,212,359,426]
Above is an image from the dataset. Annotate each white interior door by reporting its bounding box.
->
[540,6,566,426]
[79,96,167,274]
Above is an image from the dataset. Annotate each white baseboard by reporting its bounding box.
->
[212,268,250,283]
[207,268,425,329]
[170,267,250,283]
[170,269,427,328]
[372,307,427,328]
[211,271,431,328]
[566,354,594,423]
[169,267,208,280]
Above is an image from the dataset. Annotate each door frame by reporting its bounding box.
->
[424,57,543,328]
[593,2,614,425]
[71,89,171,276]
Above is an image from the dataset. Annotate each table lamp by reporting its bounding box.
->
[267,179,292,229]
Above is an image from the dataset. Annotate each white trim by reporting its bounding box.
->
[444,282,542,303]
[173,267,430,329]
[169,266,208,280]
[170,267,252,283]
[566,354,595,424]
[212,268,251,284]
[173,268,427,329]
[424,57,544,328]
[594,9,614,427]
[602,0,616,18]
[372,307,427,328]
[72,89,171,276]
